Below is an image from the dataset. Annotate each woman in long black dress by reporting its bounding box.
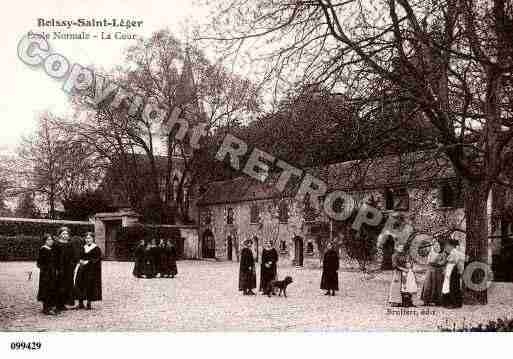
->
[441,238,465,309]
[164,240,178,278]
[320,242,340,296]
[54,226,76,312]
[133,240,146,278]
[37,233,57,315]
[143,240,157,278]
[239,239,256,295]
[150,238,161,278]
[259,240,278,294]
[74,232,102,310]
[156,239,167,277]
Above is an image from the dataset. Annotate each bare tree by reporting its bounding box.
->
[0,153,13,216]
[14,112,101,219]
[203,0,513,304]
[65,30,261,223]
[123,30,261,221]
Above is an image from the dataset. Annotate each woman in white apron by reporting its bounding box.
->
[388,245,407,306]
[421,239,447,306]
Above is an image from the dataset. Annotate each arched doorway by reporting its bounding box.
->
[202,229,216,258]
[294,236,304,267]
[227,236,233,261]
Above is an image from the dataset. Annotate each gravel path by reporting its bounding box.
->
[1,261,512,331]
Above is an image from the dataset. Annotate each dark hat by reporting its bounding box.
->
[447,238,459,247]
[243,238,253,246]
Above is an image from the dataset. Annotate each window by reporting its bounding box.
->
[395,188,409,211]
[384,189,394,210]
[306,241,314,254]
[172,174,180,200]
[204,209,212,225]
[278,201,289,223]
[279,240,287,252]
[383,188,409,211]
[303,194,317,222]
[439,183,463,208]
[227,208,234,224]
[159,180,166,201]
[440,184,454,207]
[250,204,260,224]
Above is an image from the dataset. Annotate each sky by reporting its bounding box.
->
[0,0,209,154]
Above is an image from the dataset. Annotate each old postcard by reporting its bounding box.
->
[1,0,513,352]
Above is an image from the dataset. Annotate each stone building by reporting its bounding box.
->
[196,150,513,278]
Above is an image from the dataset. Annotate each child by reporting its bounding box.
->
[37,234,57,315]
[401,260,418,307]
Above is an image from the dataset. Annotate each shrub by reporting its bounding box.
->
[438,317,513,332]
[0,219,93,261]
[0,219,93,237]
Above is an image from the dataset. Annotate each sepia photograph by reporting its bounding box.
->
[1,0,513,352]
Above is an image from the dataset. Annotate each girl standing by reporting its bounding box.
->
[74,232,102,310]
[401,260,418,307]
[37,234,57,315]
[165,240,178,278]
[441,238,465,309]
[259,241,278,294]
[420,239,447,306]
[320,242,340,296]
[389,245,407,306]
[133,240,146,278]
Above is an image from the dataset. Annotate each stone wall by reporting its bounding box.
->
[181,227,199,259]
[198,184,467,267]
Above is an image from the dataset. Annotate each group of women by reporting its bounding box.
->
[132,238,178,279]
[37,227,466,315]
[388,233,465,309]
[238,238,278,295]
[37,227,102,315]
[238,239,340,296]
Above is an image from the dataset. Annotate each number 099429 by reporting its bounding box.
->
[10,342,42,350]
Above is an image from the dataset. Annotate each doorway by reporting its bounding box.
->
[294,236,304,267]
[227,236,233,261]
[381,235,395,270]
[202,229,216,258]
[104,220,122,260]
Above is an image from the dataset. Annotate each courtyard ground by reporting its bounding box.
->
[1,260,513,331]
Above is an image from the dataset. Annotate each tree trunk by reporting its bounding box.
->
[462,180,490,305]
[49,184,56,219]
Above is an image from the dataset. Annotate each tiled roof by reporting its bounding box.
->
[322,150,455,190]
[197,150,456,205]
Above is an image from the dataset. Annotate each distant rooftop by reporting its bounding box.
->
[197,150,456,206]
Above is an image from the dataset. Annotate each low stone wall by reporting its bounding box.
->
[0,217,94,261]
[180,227,199,259]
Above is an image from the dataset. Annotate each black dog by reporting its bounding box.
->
[266,276,293,297]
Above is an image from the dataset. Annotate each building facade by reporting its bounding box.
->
[197,151,513,276]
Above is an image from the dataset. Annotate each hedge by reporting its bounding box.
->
[438,317,513,332]
[0,218,93,261]
[0,218,93,237]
